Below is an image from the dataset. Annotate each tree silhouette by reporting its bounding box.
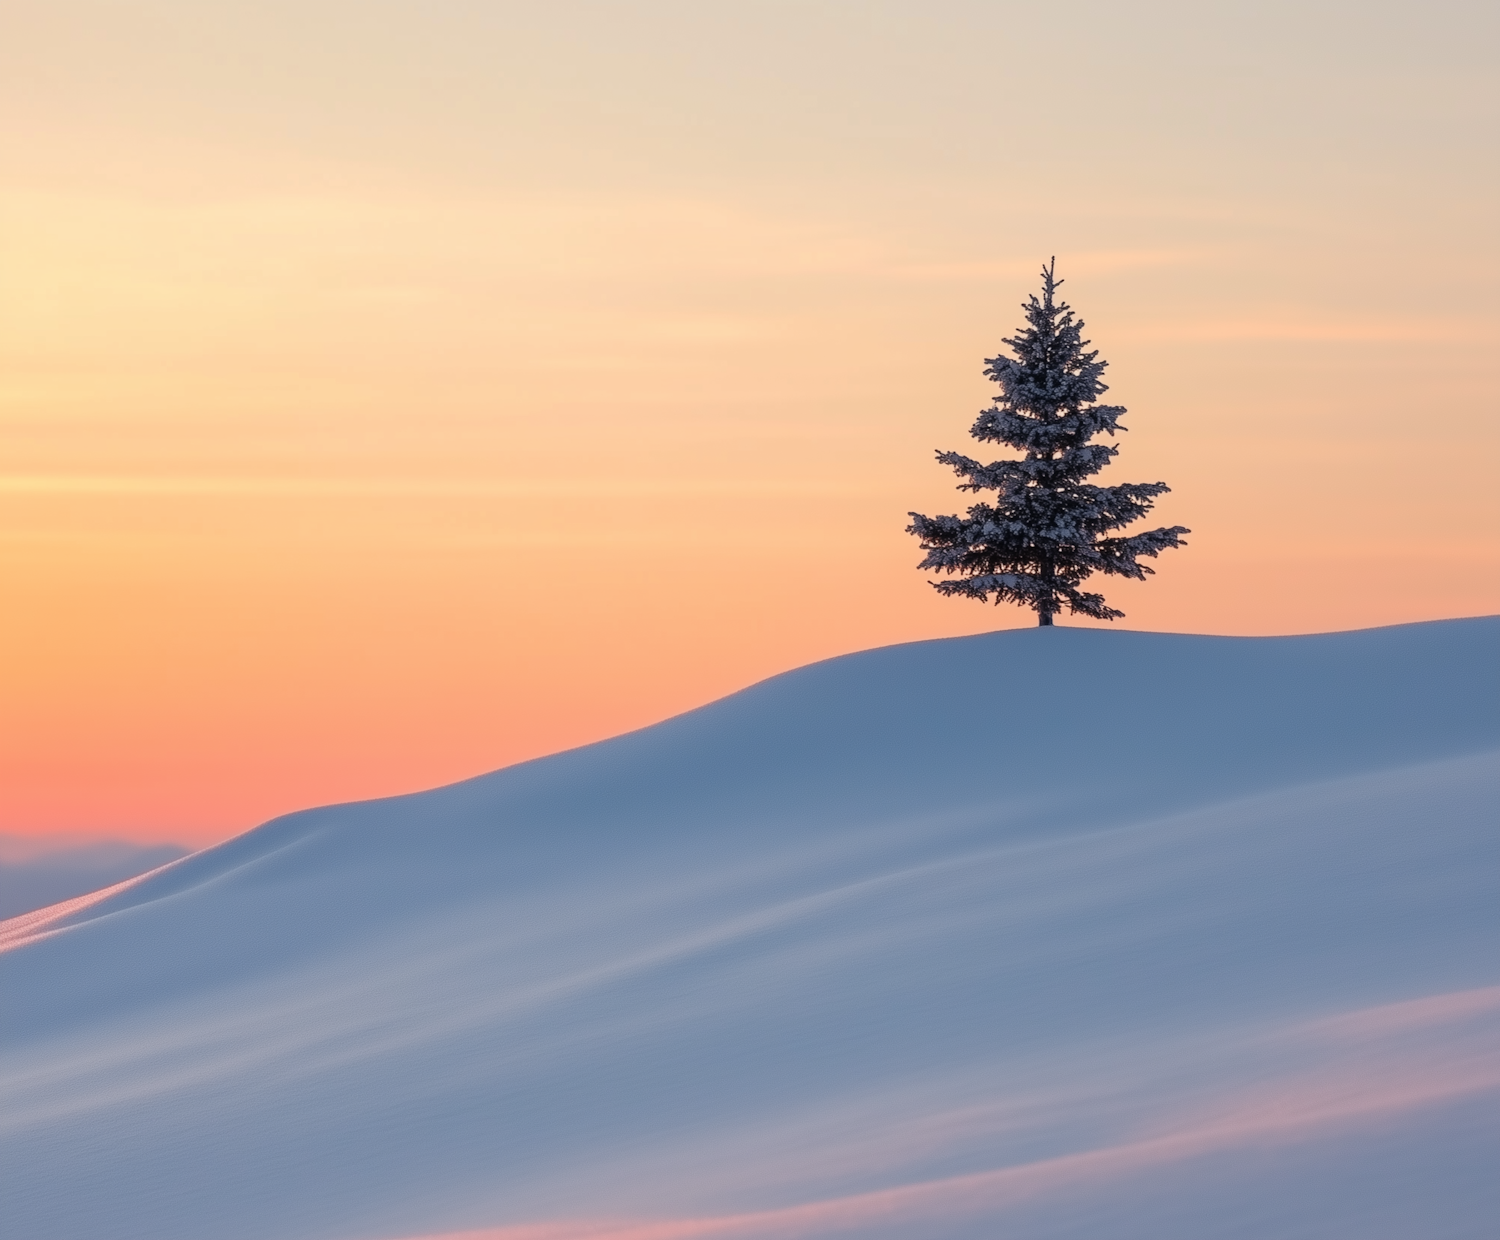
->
[908,260,1188,626]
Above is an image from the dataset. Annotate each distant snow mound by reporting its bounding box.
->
[4,619,1499,1240]
[0,839,188,921]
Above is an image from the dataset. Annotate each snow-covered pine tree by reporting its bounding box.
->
[907,260,1188,626]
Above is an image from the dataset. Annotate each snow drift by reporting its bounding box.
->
[3,619,1498,1240]
[0,838,189,921]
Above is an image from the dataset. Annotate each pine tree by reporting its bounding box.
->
[907,260,1188,626]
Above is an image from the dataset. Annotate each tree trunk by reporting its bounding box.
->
[1039,555,1056,626]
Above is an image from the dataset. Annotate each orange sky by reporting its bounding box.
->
[3,2,1498,846]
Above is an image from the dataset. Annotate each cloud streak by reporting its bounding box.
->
[0,476,875,499]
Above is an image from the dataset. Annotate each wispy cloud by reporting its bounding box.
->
[1118,316,1498,343]
[0,475,876,499]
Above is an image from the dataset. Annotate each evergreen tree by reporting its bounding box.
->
[907,260,1188,626]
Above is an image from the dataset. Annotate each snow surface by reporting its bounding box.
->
[3,619,1498,1240]
[0,838,189,920]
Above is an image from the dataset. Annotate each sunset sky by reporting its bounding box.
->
[3,0,1497,847]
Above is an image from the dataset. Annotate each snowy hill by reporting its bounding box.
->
[3,619,1498,1240]
[0,838,189,920]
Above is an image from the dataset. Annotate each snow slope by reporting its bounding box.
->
[3,619,1498,1240]
[0,838,189,920]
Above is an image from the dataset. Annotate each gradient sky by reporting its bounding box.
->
[3,0,1497,846]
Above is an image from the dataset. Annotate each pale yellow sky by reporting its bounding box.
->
[2,1,1497,843]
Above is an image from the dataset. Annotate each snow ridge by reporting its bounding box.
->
[3,619,1498,1240]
